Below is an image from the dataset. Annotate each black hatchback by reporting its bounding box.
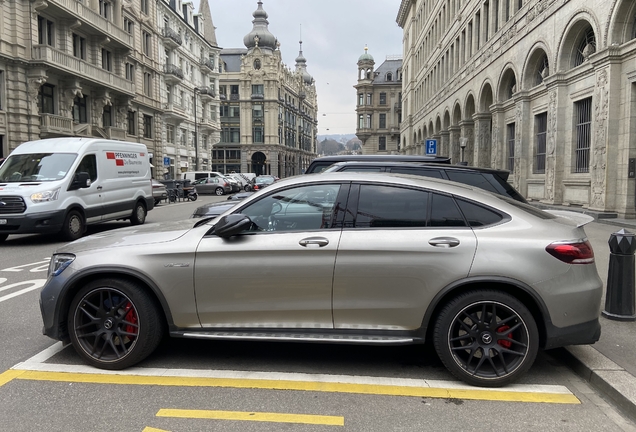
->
[323,161,526,202]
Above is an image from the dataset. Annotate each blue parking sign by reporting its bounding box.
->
[163,157,170,167]
[425,139,437,155]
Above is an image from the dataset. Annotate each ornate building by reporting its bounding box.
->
[397,0,636,217]
[216,1,318,176]
[0,0,219,179]
[355,47,403,155]
[157,0,220,178]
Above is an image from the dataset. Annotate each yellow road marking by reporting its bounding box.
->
[0,369,26,387]
[10,370,580,404]
[157,408,344,426]
[142,428,170,432]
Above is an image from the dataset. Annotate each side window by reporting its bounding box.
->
[446,171,499,194]
[456,199,505,227]
[430,193,466,227]
[240,184,342,232]
[388,167,444,179]
[356,185,428,228]
[75,155,97,182]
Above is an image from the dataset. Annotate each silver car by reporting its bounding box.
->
[193,177,232,195]
[40,173,602,387]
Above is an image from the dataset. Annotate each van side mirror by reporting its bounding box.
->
[69,172,91,190]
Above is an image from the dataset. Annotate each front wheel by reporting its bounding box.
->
[61,210,85,241]
[188,193,198,201]
[130,202,146,225]
[215,187,224,196]
[67,278,164,369]
[433,290,539,387]
[244,185,252,192]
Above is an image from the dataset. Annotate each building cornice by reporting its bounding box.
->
[396,0,413,28]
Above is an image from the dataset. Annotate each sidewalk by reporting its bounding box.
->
[537,208,636,421]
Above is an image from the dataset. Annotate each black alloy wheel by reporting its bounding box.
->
[68,279,164,369]
[434,290,538,387]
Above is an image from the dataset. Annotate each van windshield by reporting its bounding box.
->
[0,153,78,182]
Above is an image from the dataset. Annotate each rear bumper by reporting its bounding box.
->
[544,318,601,349]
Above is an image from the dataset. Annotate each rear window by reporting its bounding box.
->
[430,193,467,227]
[446,171,499,194]
[495,195,558,220]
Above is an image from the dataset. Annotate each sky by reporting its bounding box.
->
[196,0,403,136]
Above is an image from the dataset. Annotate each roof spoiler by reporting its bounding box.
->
[543,210,595,228]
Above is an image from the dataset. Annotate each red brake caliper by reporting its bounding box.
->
[497,325,512,349]
[124,302,138,337]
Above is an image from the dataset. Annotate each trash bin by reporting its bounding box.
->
[602,229,636,321]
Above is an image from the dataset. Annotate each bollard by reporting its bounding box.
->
[602,229,636,321]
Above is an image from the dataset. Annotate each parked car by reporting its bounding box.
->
[253,175,277,191]
[305,154,451,174]
[191,192,254,218]
[323,161,526,202]
[152,179,167,205]
[193,177,232,195]
[41,172,602,387]
[221,175,241,193]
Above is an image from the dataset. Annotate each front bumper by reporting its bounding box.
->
[0,209,66,235]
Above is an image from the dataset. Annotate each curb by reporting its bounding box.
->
[559,345,636,422]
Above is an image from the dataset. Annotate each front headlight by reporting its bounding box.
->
[48,254,75,277]
[31,188,60,203]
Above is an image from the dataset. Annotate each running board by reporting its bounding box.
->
[173,331,418,345]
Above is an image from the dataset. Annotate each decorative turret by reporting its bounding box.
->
[243,1,278,52]
[357,45,375,81]
[295,40,313,85]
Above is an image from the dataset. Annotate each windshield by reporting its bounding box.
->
[256,176,275,185]
[0,153,78,182]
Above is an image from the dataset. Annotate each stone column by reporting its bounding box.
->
[473,113,491,168]
[490,106,504,170]
[449,125,460,164]
[513,97,531,196]
[543,88,560,204]
[440,132,450,161]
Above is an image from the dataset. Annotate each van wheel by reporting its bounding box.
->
[130,202,147,226]
[61,210,85,241]
[0,234,8,242]
[215,187,224,196]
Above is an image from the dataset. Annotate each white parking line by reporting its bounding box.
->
[0,279,46,303]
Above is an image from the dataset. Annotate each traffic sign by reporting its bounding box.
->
[163,157,170,167]
[425,139,437,155]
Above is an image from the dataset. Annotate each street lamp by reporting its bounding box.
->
[193,86,210,172]
[459,137,468,166]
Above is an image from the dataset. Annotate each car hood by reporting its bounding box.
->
[57,219,195,254]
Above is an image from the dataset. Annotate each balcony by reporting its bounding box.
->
[219,94,227,100]
[164,64,184,84]
[251,93,264,100]
[163,102,187,124]
[200,57,215,73]
[162,26,182,50]
[390,126,401,137]
[105,127,127,140]
[229,94,240,101]
[197,86,216,100]
[45,0,132,49]
[355,128,371,142]
[31,45,134,96]
[199,117,219,133]
[39,114,92,137]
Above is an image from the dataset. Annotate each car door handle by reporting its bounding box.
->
[429,237,460,248]
[96,186,103,190]
[299,237,329,247]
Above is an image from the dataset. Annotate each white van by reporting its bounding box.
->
[0,138,154,242]
[182,171,225,182]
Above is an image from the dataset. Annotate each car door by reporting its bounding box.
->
[72,154,103,223]
[332,183,477,331]
[195,178,215,194]
[194,182,348,329]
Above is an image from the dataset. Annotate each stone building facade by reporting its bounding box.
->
[354,47,403,155]
[216,1,318,177]
[0,0,220,179]
[397,0,636,217]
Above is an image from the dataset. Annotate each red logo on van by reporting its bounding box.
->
[106,152,125,166]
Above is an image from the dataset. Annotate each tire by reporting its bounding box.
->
[61,210,85,241]
[0,234,7,242]
[154,199,162,206]
[130,201,146,225]
[215,187,224,196]
[67,278,164,370]
[433,290,539,387]
[244,185,251,192]
[189,193,198,201]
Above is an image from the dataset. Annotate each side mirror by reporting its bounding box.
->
[69,172,91,190]
[214,214,253,238]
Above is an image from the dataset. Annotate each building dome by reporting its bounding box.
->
[358,46,374,62]
[295,41,313,84]
[243,1,278,51]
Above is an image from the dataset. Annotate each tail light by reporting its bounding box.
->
[546,240,594,264]
[253,185,260,190]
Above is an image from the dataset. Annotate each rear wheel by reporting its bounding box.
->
[433,290,539,387]
[130,202,146,225]
[61,210,84,241]
[67,278,164,369]
[215,187,224,196]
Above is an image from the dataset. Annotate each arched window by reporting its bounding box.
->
[507,75,517,99]
[574,27,595,67]
[536,54,549,86]
[632,14,636,40]
[386,72,393,81]
[253,58,261,70]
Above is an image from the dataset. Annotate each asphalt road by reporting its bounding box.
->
[0,196,635,432]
